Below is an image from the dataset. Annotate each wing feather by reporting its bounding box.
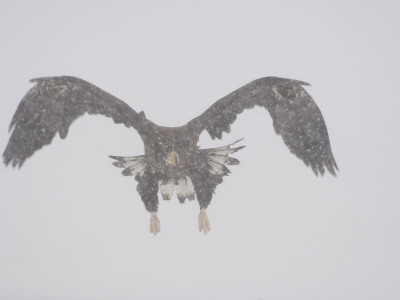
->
[188,77,338,176]
[4,76,144,167]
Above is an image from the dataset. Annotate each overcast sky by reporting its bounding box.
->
[1,1,399,299]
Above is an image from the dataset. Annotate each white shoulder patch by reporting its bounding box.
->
[207,160,228,176]
[109,155,146,177]
[200,139,244,176]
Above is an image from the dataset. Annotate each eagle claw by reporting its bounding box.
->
[198,209,211,234]
[150,212,160,236]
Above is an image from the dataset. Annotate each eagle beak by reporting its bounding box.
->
[166,151,180,167]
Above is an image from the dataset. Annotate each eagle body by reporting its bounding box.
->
[112,120,243,212]
[139,122,199,174]
[3,76,338,235]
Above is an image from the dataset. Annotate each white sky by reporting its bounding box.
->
[0,1,399,299]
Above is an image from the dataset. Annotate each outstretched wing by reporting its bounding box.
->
[3,76,144,167]
[188,77,338,176]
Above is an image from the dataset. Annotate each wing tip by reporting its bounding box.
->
[8,122,15,133]
[30,77,51,83]
[314,161,339,177]
[3,156,24,169]
[231,138,244,145]
[298,80,311,87]
[257,76,311,87]
[30,75,77,83]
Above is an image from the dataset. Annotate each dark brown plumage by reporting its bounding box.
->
[3,76,338,234]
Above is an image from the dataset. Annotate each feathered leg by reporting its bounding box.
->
[190,170,219,234]
[137,167,160,235]
[192,140,244,234]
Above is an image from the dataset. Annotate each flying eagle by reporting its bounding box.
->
[3,76,338,235]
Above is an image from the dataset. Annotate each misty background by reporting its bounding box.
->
[0,1,399,299]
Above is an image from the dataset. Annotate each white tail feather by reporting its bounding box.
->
[159,176,195,202]
[159,180,174,200]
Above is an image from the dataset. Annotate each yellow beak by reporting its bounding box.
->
[166,151,179,167]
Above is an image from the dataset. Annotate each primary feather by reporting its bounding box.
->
[189,77,337,176]
[4,76,143,167]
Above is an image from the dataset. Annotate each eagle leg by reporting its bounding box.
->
[198,208,211,234]
[150,212,160,236]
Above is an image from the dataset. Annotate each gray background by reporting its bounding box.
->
[1,1,399,299]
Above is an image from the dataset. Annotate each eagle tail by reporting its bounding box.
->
[158,177,196,202]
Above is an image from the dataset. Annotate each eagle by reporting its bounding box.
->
[3,76,338,235]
